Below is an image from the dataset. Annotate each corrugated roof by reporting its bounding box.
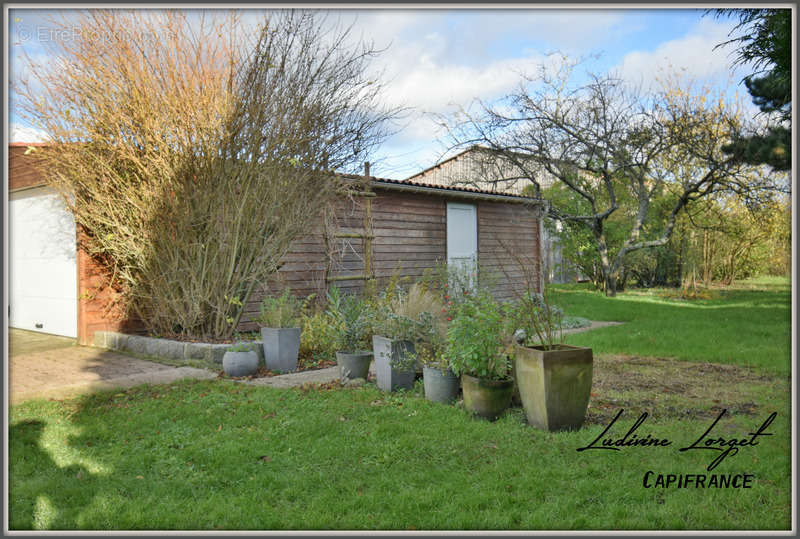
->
[339,170,539,201]
[371,177,536,200]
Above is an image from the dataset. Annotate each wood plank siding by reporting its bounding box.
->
[76,229,146,343]
[237,188,541,331]
[477,202,542,302]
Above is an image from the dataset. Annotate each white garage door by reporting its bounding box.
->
[9,187,78,338]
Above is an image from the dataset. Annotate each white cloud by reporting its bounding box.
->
[384,53,543,114]
[9,122,50,143]
[613,18,743,90]
[345,9,634,179]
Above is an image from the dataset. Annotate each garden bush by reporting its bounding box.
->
[298,309,340,365]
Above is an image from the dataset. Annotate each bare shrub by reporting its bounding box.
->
[17,10,398,338]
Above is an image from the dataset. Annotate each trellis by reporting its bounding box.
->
[323,162,376,290]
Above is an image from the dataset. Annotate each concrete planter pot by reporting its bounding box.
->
[423,364,460,404]
[372,335,416,392]
[260,327,301,373]
[222,350,259,377]
[336,351,372,381]
[461,374,514,421]
[514,344,593,431]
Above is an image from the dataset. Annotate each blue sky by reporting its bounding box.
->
[7,7,753,179]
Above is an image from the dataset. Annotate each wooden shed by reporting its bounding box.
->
[236,172,547,331]
[9,144,545,343]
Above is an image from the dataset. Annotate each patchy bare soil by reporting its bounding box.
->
[584,354,789,425]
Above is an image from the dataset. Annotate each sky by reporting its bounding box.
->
[7,6,755,180]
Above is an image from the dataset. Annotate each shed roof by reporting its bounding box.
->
[8,142,544,205]
[370,177,542,205]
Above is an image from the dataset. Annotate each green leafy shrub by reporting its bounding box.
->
[416,310,449,369]
[325,286,371,353]
[369,280,448,371]
[298,308,340,364]
[256,290,306,328]
[420,261,478,307]
[446,289,511,380]
[372,282,446,342]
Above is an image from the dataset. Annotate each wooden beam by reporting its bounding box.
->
[333,232,375,239]
[328,274,369,282]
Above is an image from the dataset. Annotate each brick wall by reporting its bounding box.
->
[9,143,48,192]
[76,228,144,345]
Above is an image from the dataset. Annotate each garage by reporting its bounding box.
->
[8,144,78,338]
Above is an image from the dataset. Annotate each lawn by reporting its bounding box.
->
[8,278,792,531]
[552,276,792,376]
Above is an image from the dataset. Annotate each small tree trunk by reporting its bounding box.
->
[604,274,618,297]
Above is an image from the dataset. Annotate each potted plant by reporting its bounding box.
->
[417,311,459,404]
[222,343,259,377]
[512,288,593,431]
[369,283,428,392]
[446,289,514,420]
[257,289,304,373]
[371,309,418,392]
[326,286,372,382]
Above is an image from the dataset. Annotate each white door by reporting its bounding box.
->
[446,202,478,289]
[9,187,78,337]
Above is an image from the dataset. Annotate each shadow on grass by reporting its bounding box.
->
[8,420,98,530]
[7,366,791,531]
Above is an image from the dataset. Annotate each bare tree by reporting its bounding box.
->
[441,56,783,296]
[16,9,399,337]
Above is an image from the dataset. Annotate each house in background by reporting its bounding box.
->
[406,145,581,284]
[8,144,546,343]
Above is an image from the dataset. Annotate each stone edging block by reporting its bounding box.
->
[92,331,265,367]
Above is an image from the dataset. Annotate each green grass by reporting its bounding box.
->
[8,277,792,530]
[9,377,790,530]
[552,277,792,375]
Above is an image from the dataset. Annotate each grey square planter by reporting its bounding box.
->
[372,335,416,392]
[261,327,301,372]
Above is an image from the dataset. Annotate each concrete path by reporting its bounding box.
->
[8,320,626,402]
[242,366,343,389]
[8,329,216,405]
[562,320,624,335]
[243,320,625,389]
